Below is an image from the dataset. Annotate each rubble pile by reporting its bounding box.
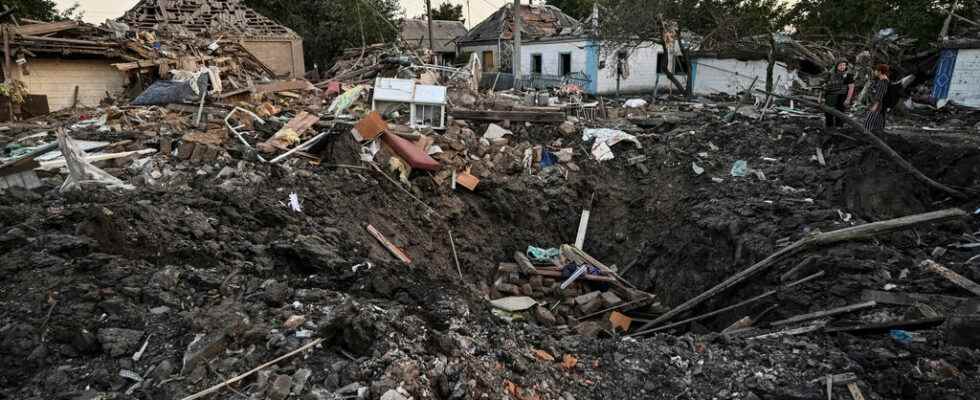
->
[3,8,980,400]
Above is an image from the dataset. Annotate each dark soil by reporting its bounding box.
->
[2,101,979,400]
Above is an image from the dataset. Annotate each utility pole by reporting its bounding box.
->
[425,0,435,63]
[513,0,522,82]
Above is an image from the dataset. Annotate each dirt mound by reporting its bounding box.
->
[3,101,980,400]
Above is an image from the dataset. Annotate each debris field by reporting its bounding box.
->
[1,9,980,400]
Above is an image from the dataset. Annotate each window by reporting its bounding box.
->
[482,51,495,72]
[414,104,444,129]
[531,54,542,74]
[560,53,572,76]
[656,52,668,74]
[675,56,690,74]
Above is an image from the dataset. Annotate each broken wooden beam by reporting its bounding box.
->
[366,224,411,264]
[770,301,877,327]
[639,208,967,330]
[860,289,966,308]
[37,149,157,170]
[747,321,825,340]
[824,317,946,334]
[561,244,638,290]
[13,20,80,36]
[921,259,980,296]
[513,251,537,274]
[809,372,858,385]
[449,110,566,123]
[497,263,617,283]
[630,271,825,337]
[757,89,968,199]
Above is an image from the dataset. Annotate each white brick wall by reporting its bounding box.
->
[948,49,980,107]
[692,58,794,96]
[521,41,587,77]
[595,43,662,94]
[13,58,128,111]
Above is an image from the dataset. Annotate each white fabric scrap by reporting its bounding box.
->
[288,193,302,213]
[624,98,648,108]
[582,128,642,162]
[483,123,513,140]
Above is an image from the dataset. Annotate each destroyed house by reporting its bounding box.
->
[934,32,980,108]
[687,46,801,97]
[457,4,580,73]
[0,21,134,115]
[121,0,305,78]
[400,19,468,65]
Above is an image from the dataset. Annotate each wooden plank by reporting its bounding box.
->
[639,209,968,330]
[37,149,157,170]
[449,110,566,123]
[366,224,411,264]
[824,317,945,334]
[860,290,966,307]
[748,322,825,340]
[847,383,865,400]
[254,79,315,94]
[770,301,877,327]
[809,372,858,385]
[13,21,80,36]
[922,259,980,296]
[113,58,177,71]
[630,271,825,337]
[513,251,536,274]
[497,263,617,283]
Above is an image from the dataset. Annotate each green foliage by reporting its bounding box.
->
[2,0,82,21]
[788,0,980,45]
[546,0,594,21]
[244,0,402,70]
[430,1,464,22]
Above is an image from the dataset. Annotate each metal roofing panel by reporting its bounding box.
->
[373,78,415,103]
[413,85,447,104]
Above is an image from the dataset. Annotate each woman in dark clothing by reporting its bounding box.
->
[824,60,855,129]
[865,64,890,133]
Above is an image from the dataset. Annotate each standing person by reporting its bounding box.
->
[865,64,890,134]
[824,60,855,129]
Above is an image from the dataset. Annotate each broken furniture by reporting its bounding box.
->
[372,78,447,130]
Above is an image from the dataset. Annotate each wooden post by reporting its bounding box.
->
[638,208,967,330]
[512,0,521,82]
[3,26,11,83]
[770,301,877,327]
[425,0,435,63]
[756,89,969,199]
[922,259,980,296]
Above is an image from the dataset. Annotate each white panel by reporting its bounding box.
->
[948,49,980,107]
[595,43,666,94]
[374,78,414,102]
[692,58,794,96]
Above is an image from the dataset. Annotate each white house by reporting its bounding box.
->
[520,38,676,95]
[933,37,980,108]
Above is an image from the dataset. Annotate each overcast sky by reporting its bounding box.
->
[55,0,513,29]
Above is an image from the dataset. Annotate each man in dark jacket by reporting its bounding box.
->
[824,60,855,129]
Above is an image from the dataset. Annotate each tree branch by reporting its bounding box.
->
[757,89,970,199]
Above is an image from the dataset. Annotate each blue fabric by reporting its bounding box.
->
[540,151,558,168]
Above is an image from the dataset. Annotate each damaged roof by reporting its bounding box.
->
[121,0,298,39]
[457,3,581,45]
[400,19,467,53]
